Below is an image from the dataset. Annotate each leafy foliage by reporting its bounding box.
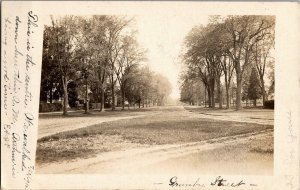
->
[180,15,275,109]
[40,15,172,113]
[248,67,262,101]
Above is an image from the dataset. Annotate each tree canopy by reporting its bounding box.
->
[180,15,275,109]
[40,15,172,113]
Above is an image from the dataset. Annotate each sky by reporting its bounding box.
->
[135,15,208,99]
[45,14,209,99]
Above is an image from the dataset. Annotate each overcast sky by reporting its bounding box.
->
[46,14,209,99]
[135,14,208,99]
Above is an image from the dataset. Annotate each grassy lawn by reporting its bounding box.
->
[36,108,273,164]
[142,131,274,175]
[185,106,274,118]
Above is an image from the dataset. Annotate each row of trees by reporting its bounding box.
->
[40,15,171,115]
[180,15,275,110]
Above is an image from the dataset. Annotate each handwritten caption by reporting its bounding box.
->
[154,176,257,189]
[284,111,298,189]
[2,11,39,190]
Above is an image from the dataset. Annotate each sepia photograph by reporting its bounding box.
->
[2,1,300,190]
[35,14,275,175]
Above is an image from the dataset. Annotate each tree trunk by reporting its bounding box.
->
[204,87,206,107]
[121,86,125,110]
[111,75,115,111]
[225,85,230,109]
[62,76,68,115]
[49,82,53,103]
[100,87,105,112]
[85,77,89,114]
[217,77,222,109]
[211,86,215,108]
[260,76,267,107]
[254,99,257,107]
[207,87,211,108]
[262,87,266,107]
[235,70,242,110]
[138,99,141,108]
[211,89,215,108]
[224,72,230,109]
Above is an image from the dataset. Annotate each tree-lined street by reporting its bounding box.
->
[37,15,275,175]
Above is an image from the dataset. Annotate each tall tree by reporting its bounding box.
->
[77,16,110,112]
[50,15,80,115]
[253,32,275,106]
[183,24,223,108]
[116,34,146,110]
[40,25,62,103]
[180,74,205,106]
[248,67,262,107]
[106,16,133,110]
[267,60,275,100]
[220,55,234,109]
[153,74,172,106]
[223,15,275,110]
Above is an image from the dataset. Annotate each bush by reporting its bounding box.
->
[68,81,78,108]
[39,102,62,112]
[264,100,274,109]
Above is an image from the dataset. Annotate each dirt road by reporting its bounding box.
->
[36,106,274,175]
[37,128,273,174]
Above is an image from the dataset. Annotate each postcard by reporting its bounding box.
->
[1,1,299,190]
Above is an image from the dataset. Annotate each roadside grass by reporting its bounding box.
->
[38,107,160,119]
[36,111,273,164]
[35,134,145,164]
[38,115,273,145]
[36,146,96,163]
[145,132,274,175]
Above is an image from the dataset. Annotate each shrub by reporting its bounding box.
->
[264,100,274,109]
[39,102,62,112]
[68,81,78,108]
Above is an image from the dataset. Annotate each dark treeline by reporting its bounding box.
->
[180,15,275,110]
[40,15,171,115]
